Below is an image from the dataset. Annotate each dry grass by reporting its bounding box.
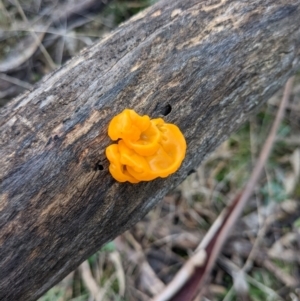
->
[1,1,300,300]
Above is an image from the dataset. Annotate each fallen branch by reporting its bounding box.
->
[1,0,300,300]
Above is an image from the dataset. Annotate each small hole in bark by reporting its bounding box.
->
[173,215,179,224]
[187,169,196,176]
[161,104,172,116]
[95,162,104,171]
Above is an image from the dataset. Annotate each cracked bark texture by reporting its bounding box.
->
[1,0,300,300]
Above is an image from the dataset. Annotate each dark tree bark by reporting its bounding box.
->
[1,0,300,300]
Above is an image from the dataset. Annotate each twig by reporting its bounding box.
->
[79,260,102,301]
[242,76,295,272]
[14,0,56,70]
[221,76,295,300]
[219,255,284,301]
[262,259,298,287]
[109,251,126,296]
[153,77,295,301]
[221,76,294,255]
[0,0,11,23]
[115,234,165,296]
[0,73,33,90]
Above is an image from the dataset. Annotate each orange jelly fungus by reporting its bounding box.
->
[106,109,186,183]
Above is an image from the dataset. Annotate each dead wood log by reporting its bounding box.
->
[0,0,300,300]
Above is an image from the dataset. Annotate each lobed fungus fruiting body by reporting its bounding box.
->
[106,109,186,183]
